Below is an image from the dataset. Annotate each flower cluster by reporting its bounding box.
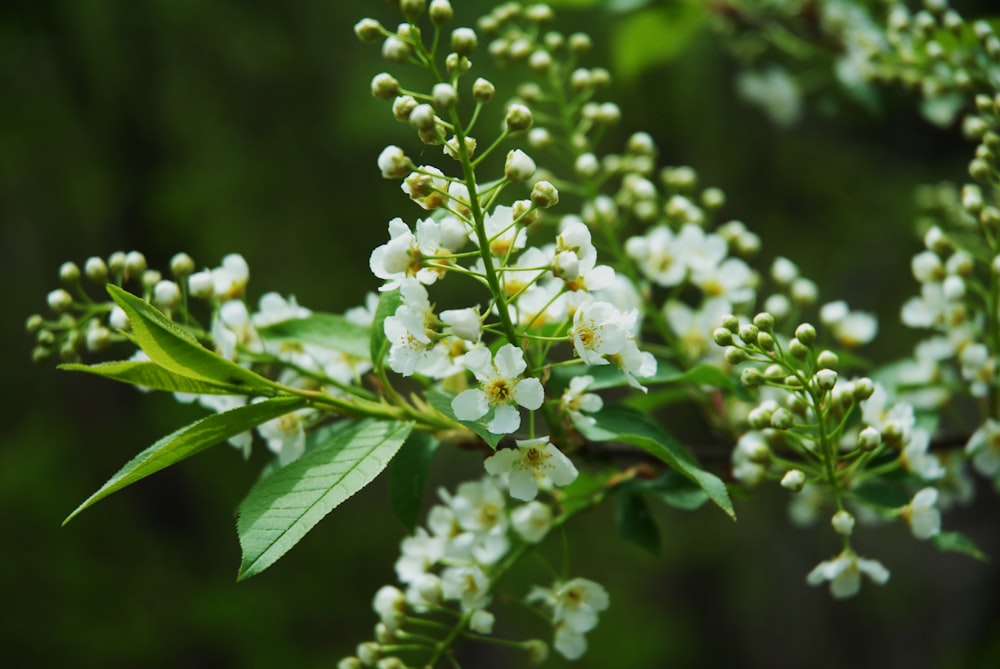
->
[338,471,605,668]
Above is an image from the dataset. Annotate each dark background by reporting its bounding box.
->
[3,1,999,667]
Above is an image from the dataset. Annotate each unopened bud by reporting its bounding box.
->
[451,27,478,55]
[354,18,386,43]
[472,77,495,102]
[831,510,855,536]
[47,288,73,313]
[505,103,533,132]
[530,180,559,208]
[59,261,80,284]
[781,469,806,492]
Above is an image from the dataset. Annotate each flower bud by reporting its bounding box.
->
[781,469,806,492]
[568,32,591,54]
[530,180,559,208]
[574,152,599,178]
[47,288,73,313]
[382,36,412,63]
[371,72,400,100]
[429,0,453,24]
[505,103,533,132]
[59,261,80,284]
[853,377,875,401]
[451,27,478,55]
[400,0,426,21]
[169,252,195,279]
[788,337,808,360]
[124,251,147,280]
[770,407,793,429]
[472,77,495,102]
[816,350,839,370]
[432,82,458,110]
[859,425,881,450]
[84,256,108,283]
[108,251,127,276]
[725,346,747,364]
[753,311,775,332]
[26,314,44,334]
[721,314,740,332]
[153,280,181,310]
[141,269,162,292]
[505,149,536,181]
[354,18,385,43]
[738,323,759,345]
[392,95,418,122]
[529,49,552,73]
[524,639,549,664]
[757,332,776,352]
[790,278,818,305]
[813,368,838,392]
[794,323,816,346]
[713,327,733,346]
[831,510,855,536]
[741,367,764,388]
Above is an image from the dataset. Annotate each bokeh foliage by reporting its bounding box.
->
[3,0,999,667]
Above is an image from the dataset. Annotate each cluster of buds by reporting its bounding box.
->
[27,250,197,363]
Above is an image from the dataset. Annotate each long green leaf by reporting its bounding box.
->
[64,396,306,524]
[390,431,440,532]
[615,491,661,555]
[108,284,279,393]
[257,313,371,360]
[236,418,413,579]
[60,360,252,395]
[371,288,402,370]
[578,404,735,520]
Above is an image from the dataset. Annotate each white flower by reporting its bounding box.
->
[395,528,446,585]
[902,487,941,540]
[402,166,448,210]
[966,419,1000,478]
[256,408,312,465]
[806,552,890,599]
[468,608,495,634]
[212,299,261,360]
[441,565,491,610]
[902,428,945,481]
[211,253,250,300]
[665,297,732,363]
[383,279,459,379]
[511,501,553,543]
[483,437,578,501]
[571,301,634,365]
[475,205,526,257]
[448,478,508,535]
[732,431,768,486]
[551,578,609,633]
[553,222,615,292]
[440,307,482,343]
[252,292,312,327]
[451,344,544,434]
[559,375,603,427]
[553,623,587,660]
[625,226,686,286]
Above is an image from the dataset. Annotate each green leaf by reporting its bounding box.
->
[932,531,989,562]
[641,470,710,511]
[108,285,279,393]
[578,404,735,520]
[611,4,707,80]
[425,388,504,449]
[257,313,371,360]
[236,418,413,579]
[371,288,402,370]
[849,478,911,510]
[390,431,440,533]
[64,396,306,524]
[661,363,734,390]
[615,491,661,555]
[60,360,251,395]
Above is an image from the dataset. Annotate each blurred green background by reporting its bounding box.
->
[3,0,999,667]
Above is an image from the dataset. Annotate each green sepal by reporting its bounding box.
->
[578,404,735,520]
[389,431,440,533]
[64,395,307,524]
[107,284,280,393]
[236,418,413,580]
[932,531,989,562]
[59,360,252,395]
[257,313,371,361]
[615,490,661,555]
[425,388,503,449]
[370,288,402,371]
